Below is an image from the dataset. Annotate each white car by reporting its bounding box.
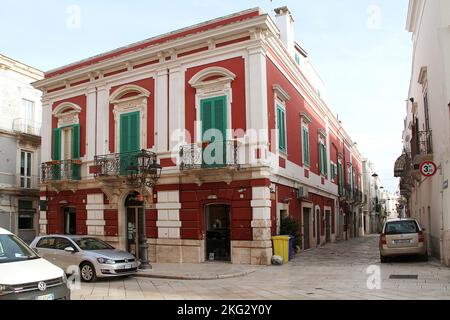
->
[0,228,70,300]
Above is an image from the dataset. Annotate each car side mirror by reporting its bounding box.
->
[64,247,75,253]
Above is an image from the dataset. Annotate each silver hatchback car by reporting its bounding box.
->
[379,218,428,263]
[30,235,139,282]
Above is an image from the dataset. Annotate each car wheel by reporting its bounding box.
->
[420,254,429,262]
[80,262,97,282]
[380,255,388,263]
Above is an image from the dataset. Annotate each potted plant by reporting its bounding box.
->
[280,216,302,254]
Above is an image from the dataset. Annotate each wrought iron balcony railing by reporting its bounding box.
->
[12,118,41,136]
[93,151,157,178]
[411,130,432,160]
[180,140,239,171]
[41,160,81,182]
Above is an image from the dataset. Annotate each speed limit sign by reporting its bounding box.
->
[420,161,437,177]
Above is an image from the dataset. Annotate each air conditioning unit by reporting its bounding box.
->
[297,186,309,199]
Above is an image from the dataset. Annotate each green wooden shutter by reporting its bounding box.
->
[214,97,226,166]
[302,127,310,166]
[323,145,328,177]
[72,124,80,159]
[120,112,140,175]
[201,96,227,168]
[277,106,286,152]
[71,124,81,180]
[53,128,61,160]
[318,143,323,174]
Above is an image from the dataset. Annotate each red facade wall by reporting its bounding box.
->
[184,57,247,142]
[266,58,327,177]
[108,78,155,152]
[45,189,88,235]
[275,183,335,236]
[51,95,87,158]
[178,179,270,241]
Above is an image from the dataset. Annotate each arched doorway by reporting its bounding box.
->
[205,204,231,262]
[125,192,143,259]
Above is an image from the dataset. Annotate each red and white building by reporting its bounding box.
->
[33,7,365,265]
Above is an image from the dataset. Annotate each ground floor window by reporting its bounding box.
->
[18,200,34,230]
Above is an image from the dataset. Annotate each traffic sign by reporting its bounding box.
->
[419,161,437,177]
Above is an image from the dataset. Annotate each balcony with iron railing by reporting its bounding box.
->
[41,160,82,183]
[12,118,41,136]
[92,151,157,178]
[179,140,240,171]
[410,130,433,165]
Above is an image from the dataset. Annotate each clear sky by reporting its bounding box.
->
[0,0,412,193]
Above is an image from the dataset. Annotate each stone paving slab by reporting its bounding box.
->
[135,262,265,280]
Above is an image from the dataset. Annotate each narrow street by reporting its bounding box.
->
[72,236,450,300]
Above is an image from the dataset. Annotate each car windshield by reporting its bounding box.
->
[0,234,39,264]
[385,221,419,235]
[75,238,114,250]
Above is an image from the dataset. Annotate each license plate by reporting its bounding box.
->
[36,293,55,300]
[394,239,411,244]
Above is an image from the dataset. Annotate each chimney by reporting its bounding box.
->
[274,6,295,58]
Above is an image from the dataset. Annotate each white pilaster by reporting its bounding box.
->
[96,86,109,155]
[155,69,169,152]
[156,190,181,239]
[41,100,52,162]
[39,196,48,235]
[86,194,105,236]
[168,66,186,151]
[86,88,96,160]
[251,186,272,241]
[248,44,269,160]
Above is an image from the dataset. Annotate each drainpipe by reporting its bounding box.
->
[439,163,445,264]
[95,86,98,156]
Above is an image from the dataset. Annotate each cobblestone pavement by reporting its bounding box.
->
[71,235,450,300]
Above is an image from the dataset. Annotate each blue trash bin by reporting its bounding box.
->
[289,236,294,260]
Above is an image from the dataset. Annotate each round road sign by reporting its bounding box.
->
[420,161,437,177]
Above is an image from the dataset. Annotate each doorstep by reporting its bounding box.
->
[135,262,265,280]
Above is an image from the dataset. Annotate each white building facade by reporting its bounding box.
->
[0,54,43,242]
[395,0,450,266]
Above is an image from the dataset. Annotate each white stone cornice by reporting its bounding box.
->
[33,15,269,89]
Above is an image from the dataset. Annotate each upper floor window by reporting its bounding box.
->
[53,124,80,161]
[21,99,34,125]
[330,162,337,183]
[277,103,287,153]
[302,124,310,167]
[20,151,32,189]
[338,158,344,195]
[318,135,327,177]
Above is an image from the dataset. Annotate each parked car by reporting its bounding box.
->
[379,218,428,263]
[30,235,139,282]
[0,228,70,300]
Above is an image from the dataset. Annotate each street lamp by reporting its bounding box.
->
[127,149,162,270]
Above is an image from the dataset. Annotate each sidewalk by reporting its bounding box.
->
[135,262,266,280]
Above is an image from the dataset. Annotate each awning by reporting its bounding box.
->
[394,154,406,177]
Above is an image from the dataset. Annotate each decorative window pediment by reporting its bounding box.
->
[53,102,82,127]
[318,128,326,138]
[301,112,312,124]
[189,67,236,93]
[273,84,291,102]
[110,84,151,105]
[110,84,150,153]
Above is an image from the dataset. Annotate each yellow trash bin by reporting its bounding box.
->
[272,236,290,263]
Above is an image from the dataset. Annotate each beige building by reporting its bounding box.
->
[395,0,450,265]
[0,54,44,242]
